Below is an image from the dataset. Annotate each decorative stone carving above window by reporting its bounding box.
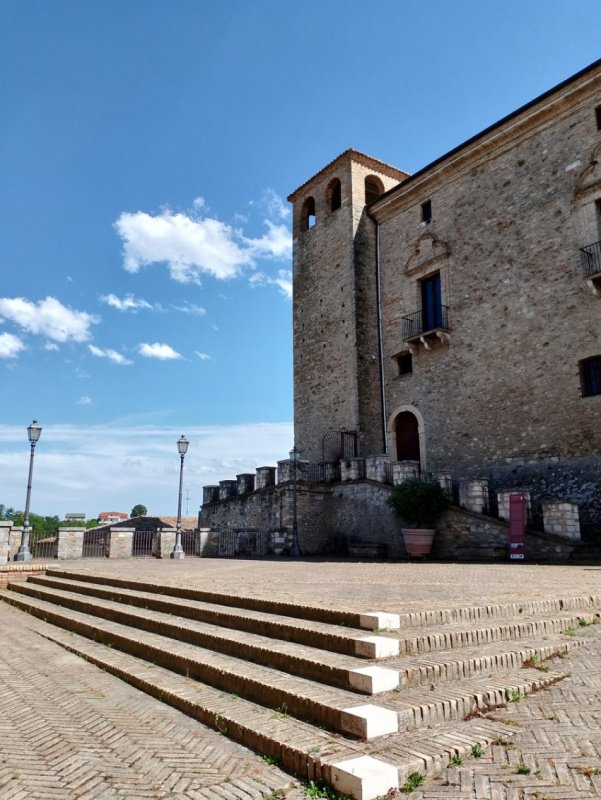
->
[575,143,601,199]
[405,232,450,275]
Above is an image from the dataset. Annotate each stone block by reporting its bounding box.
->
[57,527,84,559]
[255,466,276,489]
[202,485,219,504]
[108,527,134,559]
[354,636,400,659]
[154,528,176,558]
[348,666,400,694]
[0,521,12,564]
[218,480,237,501]
[542,501,581,540]
[392,460,420,485]
[330,755,399,800]
[236,473,255,495]
[365,456,390,483]
[359,611,401,630]
[340,705,398,739]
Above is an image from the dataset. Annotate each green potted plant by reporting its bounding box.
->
[386,478,447,557]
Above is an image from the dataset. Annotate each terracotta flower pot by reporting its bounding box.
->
[402,528,435,557]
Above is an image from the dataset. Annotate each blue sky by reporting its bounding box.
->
[1,0,599,517]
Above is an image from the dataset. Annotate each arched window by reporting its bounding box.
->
[365,175,385,205]
[327,178,342,213]
[301,196,316,231]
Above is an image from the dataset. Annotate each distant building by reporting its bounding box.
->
[64,513,86,522]
[97,511,128,526]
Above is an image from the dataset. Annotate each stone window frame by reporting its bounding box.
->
[300,196,316,232]
[326,177,342,214]
[394,350,413,377]
[579,355,601,398]
[365,175,385,205]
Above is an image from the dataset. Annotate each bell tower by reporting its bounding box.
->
[288,150,407,461]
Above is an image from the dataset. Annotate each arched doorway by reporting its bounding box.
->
[394,411,421,465]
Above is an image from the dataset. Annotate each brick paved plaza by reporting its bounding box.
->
[1,558,600,799]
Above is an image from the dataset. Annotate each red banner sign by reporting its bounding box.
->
[508,493,526,560]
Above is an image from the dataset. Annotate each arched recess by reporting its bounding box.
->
[365,175,385,205]
[327,178,342,213]
[387,404,426,468]
[300,196,316,231]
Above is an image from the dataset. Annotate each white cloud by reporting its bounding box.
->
[115,211,252,283]
[138,342,182,360]
[171,302,206,316]
[114,193,292,286]
[100,293,153,312]
[0,332,25,359]
[195,351,211,361]
[249,269,293,299]
[88,344,132,365]
[77,395,92,405]
[44,342,60,352]
[0,296,98,343]
[0,421,293,517]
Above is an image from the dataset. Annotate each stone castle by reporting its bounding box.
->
[200,58,601,560]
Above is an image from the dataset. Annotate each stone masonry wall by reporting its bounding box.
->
[375,69,601,530]
[291,153,403,460]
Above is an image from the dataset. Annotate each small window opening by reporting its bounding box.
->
[365,176,384,205]
[396,352,413,376]
[301,196,316,231]
[579,356,601,397]
[328,178,342,212]
[596,105,601,131]
[421,200,432,224]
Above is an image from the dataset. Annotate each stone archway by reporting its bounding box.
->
[387,405,426,468]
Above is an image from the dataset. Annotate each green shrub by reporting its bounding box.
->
[387,479,447,528]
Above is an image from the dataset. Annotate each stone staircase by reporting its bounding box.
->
[1,570,600,800]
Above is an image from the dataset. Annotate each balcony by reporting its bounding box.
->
[581,240,601,278]
[402,305,450,349]
[580,241,601,294]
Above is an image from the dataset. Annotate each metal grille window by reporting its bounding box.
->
[421,200,432,224]
[596,104,601,131]
[579,356,601,397]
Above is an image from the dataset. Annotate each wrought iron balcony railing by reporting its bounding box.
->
[402,305,450,341]
[580,240,601,279]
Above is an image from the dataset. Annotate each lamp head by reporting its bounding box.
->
[289,445,300,463]
[27,420,42,444]
[177,435,189,455]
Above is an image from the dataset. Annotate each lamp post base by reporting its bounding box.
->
[170,547,185,560]
[14,549,32,562]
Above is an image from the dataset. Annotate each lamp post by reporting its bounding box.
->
[171,434,189,559]
[15,420,42,562]
[289,445,300,557]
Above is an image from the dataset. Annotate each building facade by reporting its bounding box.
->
[288,59,601,536]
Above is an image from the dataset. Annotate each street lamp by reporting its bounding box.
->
[289,445,300,557]
[170,434,189,559]
[15,420,42,562]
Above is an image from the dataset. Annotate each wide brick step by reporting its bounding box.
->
[51,568,365,626]
[0,588,570,742]
[23,614,525,798]
[393,593,601,629]
[0,588,401,740]
[394,634,585,688]
[49,569,601,631]
[16,575,587,694]
[23,574,395,659]
[387,610,600,655]
[11,579,398,694]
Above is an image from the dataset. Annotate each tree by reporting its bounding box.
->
[130,504,147,518]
